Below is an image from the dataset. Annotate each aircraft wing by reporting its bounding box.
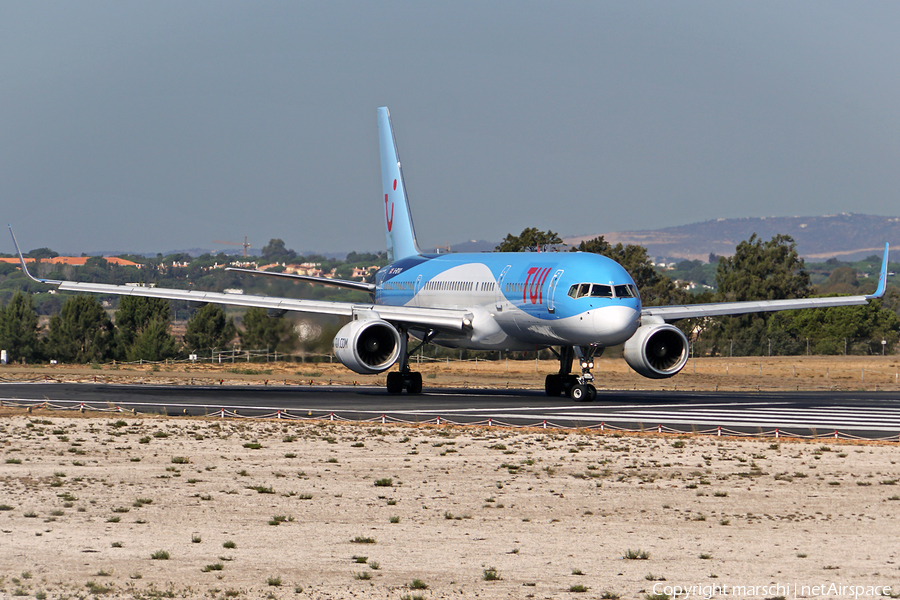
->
[643,243,890,323]
[9,228,471,334]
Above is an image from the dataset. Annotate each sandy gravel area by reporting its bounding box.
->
[1,412,899,599]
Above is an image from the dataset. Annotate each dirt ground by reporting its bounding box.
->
[3,355,900,393]
[1,412,899,600]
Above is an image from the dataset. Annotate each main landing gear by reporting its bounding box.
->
[545,345,600,401]
[385,328,435,394]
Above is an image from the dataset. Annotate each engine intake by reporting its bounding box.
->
[623,323,689,379]
[333,319,402,375]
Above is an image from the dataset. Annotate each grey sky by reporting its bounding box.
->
[2,2,899,256]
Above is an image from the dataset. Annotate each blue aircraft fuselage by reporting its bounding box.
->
[373,251,642,351]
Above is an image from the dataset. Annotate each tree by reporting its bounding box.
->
[126,319,180,362]
[495,228,564,252]
[115,296,173,356]
[700,234,812,356]
[817,266,860,296]
[239,307,296,353]
[768,300,900,355]
[261,238,296,261]
[183,304,237,353]
[26,247,58,259]
[715,234,810,302]
[570,236,689,306]
[0,292,42,363]
[45,296,116,363]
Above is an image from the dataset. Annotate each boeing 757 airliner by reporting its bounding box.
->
[11,107,890,400]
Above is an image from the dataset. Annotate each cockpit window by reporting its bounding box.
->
[568,284,591,299]
[614,284,635,298]
[568,282,635,299]
[589,284,613,298]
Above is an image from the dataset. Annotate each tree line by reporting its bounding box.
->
[0,294,296,365]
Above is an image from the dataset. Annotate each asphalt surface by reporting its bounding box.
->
[2,382,899,440]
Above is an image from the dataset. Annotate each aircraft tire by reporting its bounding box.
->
[586,384,597,402]
[570,384,588,401]
[545,374,563,396]
[386,372,403,394]
[408,372,423,394]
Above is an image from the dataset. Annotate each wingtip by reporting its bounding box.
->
[866,242,891,299]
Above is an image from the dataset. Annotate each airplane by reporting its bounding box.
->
[10,107,890,401]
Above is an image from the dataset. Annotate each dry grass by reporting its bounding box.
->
[3,355,900,392]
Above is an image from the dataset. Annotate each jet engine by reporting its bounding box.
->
[623,323,689,379]
[333,319,402,375]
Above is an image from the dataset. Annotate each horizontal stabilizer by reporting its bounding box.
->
[225,267,376,293]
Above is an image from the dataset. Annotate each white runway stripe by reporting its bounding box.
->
[408,404,900,431]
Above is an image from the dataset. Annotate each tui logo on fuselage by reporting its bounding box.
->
[524,266,553,305]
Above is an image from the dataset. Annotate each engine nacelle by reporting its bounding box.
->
[623,323,689,379]
[333,319,402,375]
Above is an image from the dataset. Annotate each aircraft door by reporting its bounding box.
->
[547,269,564,314]
[413,274,422,306]
[495,265,511,311]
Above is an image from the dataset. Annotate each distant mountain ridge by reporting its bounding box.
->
[564,213,900,262]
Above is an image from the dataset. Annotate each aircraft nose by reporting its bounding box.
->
[593,305,640,345]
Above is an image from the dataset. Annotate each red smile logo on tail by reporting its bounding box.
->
[385,179,396,232]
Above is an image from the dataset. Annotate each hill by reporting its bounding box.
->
[564,213,900,262]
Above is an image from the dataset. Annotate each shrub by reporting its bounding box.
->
[570,584,589,592]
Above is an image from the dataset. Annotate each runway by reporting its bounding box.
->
[2,381,899,440]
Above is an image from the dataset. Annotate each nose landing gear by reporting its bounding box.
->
[544,345,600,401]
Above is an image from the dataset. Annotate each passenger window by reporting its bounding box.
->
[589,284,613,298]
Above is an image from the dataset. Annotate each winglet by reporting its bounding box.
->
[7,226,61,285]
[866,242,890,299]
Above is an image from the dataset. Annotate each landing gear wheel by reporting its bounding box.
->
[570,383,588,401]
[545,374,563,397]
[386,372,403,394]
[586,384,597,402]
[408,372,423,394]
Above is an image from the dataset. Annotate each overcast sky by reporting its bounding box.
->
[2,2,899,256]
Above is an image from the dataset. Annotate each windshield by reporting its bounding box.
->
[568,283,638,300]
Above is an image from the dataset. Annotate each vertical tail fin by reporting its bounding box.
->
[377,107,421,261]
